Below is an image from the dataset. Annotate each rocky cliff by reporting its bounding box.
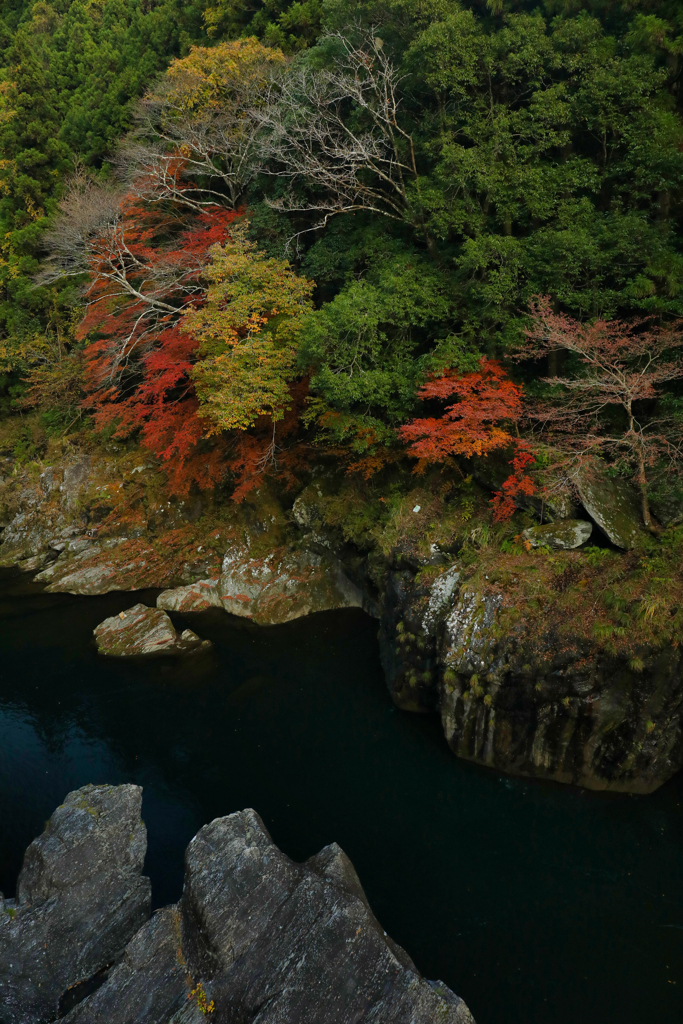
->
[0,451,681,793]
[0,785,475,1024]
[379,565,683,793]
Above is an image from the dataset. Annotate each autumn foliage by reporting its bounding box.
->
[399,359,534,519]
[398,359,524,460]
[521,296,683,528]
[78,199,236,493]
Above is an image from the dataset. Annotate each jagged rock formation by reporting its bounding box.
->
[0,786,475,1024]
[0,784,151,1024]
[93,604,211,657]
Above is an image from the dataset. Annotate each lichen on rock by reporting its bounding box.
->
[93,604,211,657]
[522,519,592,550]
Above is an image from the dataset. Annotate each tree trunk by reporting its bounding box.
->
[629,408,652,529]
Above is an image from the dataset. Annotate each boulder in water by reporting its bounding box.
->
[93,604,211,656]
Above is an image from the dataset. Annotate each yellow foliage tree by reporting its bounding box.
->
[183,223,314,433]
[163,36,285,113]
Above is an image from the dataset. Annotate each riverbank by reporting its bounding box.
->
[0,444,681,793]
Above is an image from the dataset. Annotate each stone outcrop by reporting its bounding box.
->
[574,464,643,548]
[93,604,211,657]
[176,810,474,1024]
[521,519,592,549]
[1,787,475,1024]
[157,579,222,613]
[379,564,683,793]
[156,545,365,625]
[0,784,151,1023]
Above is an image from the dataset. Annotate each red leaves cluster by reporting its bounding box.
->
[398,359,524,462]
[491,448,536,522]
[399,358,535,520]
[81,200,237,493]
[226,379,311,502]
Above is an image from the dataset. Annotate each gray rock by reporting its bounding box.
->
[218,545,364,625]
[93,604,211,657]
[60,459,92,508]
[0,784,151,1024]
[522,519,592,550]
[35,543,144,595]
[180,809,474,1024]
[650,491,683,527]
[62,907,191,1024]
[575,464,642,548]
[22,800,475,1024]
[436,583,683,794]
[39,466,60,495]
[157,579,222,613]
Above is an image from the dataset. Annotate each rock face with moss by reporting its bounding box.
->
[1,786,476,1024]
[380,551,683,793]
[574,465,643,548]
[0,784,151,1024]
[2,448,682,794]
[521,519,592,550]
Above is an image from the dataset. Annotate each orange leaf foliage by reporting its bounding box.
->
[399,358,535,518]
[398,359,524,460]
[81,200,237,494]
[490,448,536,522]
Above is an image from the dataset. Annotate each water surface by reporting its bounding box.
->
[0,568,680,1023]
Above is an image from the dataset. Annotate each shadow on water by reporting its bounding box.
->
[0,567,681,1024]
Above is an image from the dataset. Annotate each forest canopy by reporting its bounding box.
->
[1,0,682,515]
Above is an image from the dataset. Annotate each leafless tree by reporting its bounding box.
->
[254,31,419,247]
[520,296,683,528]
[117,52,277,212]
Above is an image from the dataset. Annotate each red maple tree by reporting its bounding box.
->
[399,359,535,519]
[76,187,237,493]
[398,359,525,461]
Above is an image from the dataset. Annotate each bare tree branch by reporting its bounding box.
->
[254,31,417,247]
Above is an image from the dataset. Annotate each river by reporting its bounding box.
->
[0,567,680,1023]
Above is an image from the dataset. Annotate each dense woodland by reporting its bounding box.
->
[1,0,683,525]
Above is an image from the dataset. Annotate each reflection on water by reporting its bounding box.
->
[0,568,681,1024]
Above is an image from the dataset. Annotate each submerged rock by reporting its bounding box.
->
[94,604,211,657]
[3,789,476,1024]
[574,464,642,548]
[522,519,592,549]
[0,784,151,1024]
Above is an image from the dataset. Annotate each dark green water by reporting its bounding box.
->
[0,568,681,1024]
